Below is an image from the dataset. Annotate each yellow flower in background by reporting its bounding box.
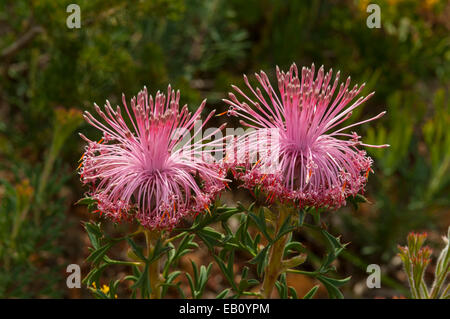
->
[423,0,438,10]
[100,285,109,295]
[16,179,34,204]
[100,285,110,295]
[358,0,370,12]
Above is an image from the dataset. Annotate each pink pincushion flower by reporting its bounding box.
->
[224,63,388,209]
[79,86,226,230]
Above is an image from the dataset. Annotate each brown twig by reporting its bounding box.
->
[1,26,44,60]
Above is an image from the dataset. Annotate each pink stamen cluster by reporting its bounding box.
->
[79,86,226,230]
[224,63,389,209]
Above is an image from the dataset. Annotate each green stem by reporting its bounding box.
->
[144,230,162,299]
[439,284,449,299]
[35,140,56,224]
[11,204,30,243]
[412,268,424,299]
[420,281,429,299]
[430,263,450,299]
[261,205,290,299]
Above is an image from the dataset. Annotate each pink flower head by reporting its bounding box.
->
[79,86,226,230]
[224,63,389,209]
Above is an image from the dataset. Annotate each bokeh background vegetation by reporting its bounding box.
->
[0,0,449,298]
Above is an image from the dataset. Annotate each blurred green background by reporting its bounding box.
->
[0,0,449,298]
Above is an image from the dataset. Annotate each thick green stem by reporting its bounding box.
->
[144,230,162,299]
[261,206,290,298]
[149,258,161,299]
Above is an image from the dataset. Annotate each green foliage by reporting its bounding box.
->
[0,110,81,297]
[185,261,213,299]
[183,203,351,299]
